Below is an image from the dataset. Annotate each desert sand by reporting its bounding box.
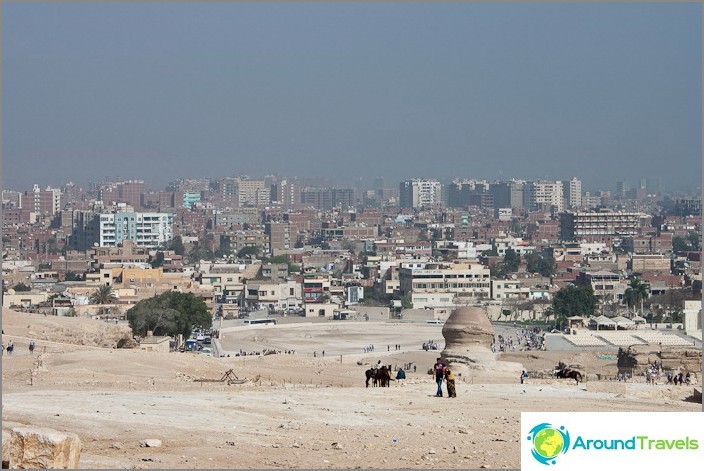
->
[2,308,701,469]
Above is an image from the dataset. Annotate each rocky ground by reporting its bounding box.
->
[2,308,701,469]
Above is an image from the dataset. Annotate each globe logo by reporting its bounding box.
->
[526,423,571,465]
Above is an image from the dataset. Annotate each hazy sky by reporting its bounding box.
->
[2,2,701,194]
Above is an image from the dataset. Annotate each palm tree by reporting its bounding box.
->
[623,278,649,316]
[90,284,117,305]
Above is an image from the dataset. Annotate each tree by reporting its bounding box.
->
[126,291,211,338]
[188,245,214,262]
[686,231,701,251]
[672,236,691,253]
[502,248,520,274]
[150,251,165,268]
[90,285,117,305]
[167,236,186,256]
[64,272,83,282]
[237,246,262,259]
[623,278,649,315]
[525,253,555,277]
[13,283,32,292]
[552,284,597,319]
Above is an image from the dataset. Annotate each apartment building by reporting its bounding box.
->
[23,184,62,216]
[491,278,531,300]
[559,209,641,241]
[527,180,564,212]
[399,179,442,209]
[576,270,627,303]
[563,177,582,209]
[245,280,301,310]
[97,211,173,248]
[398,262,491,309]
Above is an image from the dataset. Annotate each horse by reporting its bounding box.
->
[365,366,394,388]
[554,368,583,384]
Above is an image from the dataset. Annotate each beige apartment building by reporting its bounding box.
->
[398,262,491,309]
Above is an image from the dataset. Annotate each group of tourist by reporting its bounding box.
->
[422,340,439,351]
[235,348,296,356]
[362,344,375,353]
[666,371,690,386]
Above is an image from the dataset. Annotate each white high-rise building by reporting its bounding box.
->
[563,177,582,209]
[399,179,442,209]
[98,211,173,248]
[528,180,564,212]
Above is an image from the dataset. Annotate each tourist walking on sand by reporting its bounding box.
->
[396,367,406,383]
[444,365,457,398]
[29,340,35,354]
[7,340,14,356]
[433,357,446,397]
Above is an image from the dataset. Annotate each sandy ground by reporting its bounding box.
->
[2,308,701,469]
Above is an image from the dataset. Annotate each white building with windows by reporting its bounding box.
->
[399,262,491,309]
[98,212,173,248]
[527,180,564,212]
[563,177,582,209]
[399,179,442,209]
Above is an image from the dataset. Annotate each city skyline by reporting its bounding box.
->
[2,2,701,193]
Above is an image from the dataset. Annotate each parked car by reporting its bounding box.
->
[200,347,213,357]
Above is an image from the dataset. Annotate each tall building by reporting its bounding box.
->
[236,179,270,207]
[266,221,300,252]
[559,209,640,241]
[448,180,490,208]
[615,180,628,199]
[488,180,525,211]
[97,211,174,248]
[563,177,582,209]
[271,179,302,210]
[23,184,62,216]
[300,188,354,210]
[527,180,564,212]
[399,179,442,209]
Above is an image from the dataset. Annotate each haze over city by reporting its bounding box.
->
[2,2,701,193]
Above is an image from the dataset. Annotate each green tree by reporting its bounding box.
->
[13,283,32,292]
[525,253,555,277]
[126,291,211,338]
[188,245,214,262]
[502,248,520,274]
[686,231,701,251]
[90,284,117,305]
[150,251,165,268]
[64,272,83,282]
[552,284,597,319]
[623,278,649,315]
[672,236,691,253]
[237,246,262,259]
[168,236,186,256]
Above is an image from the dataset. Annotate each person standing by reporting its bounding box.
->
[29,340,36,355]
[433,357,445,397]
[7,340,14,356]
[444,366,457,397]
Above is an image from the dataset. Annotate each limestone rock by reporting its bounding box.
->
[2,429,11,467]
[9,426,82,469]
[139,439,162,448]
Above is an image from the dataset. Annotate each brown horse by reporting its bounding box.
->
[365,366,393,387]
[554,368,583,384]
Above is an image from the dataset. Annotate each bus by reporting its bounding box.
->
[245,318,277,326]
